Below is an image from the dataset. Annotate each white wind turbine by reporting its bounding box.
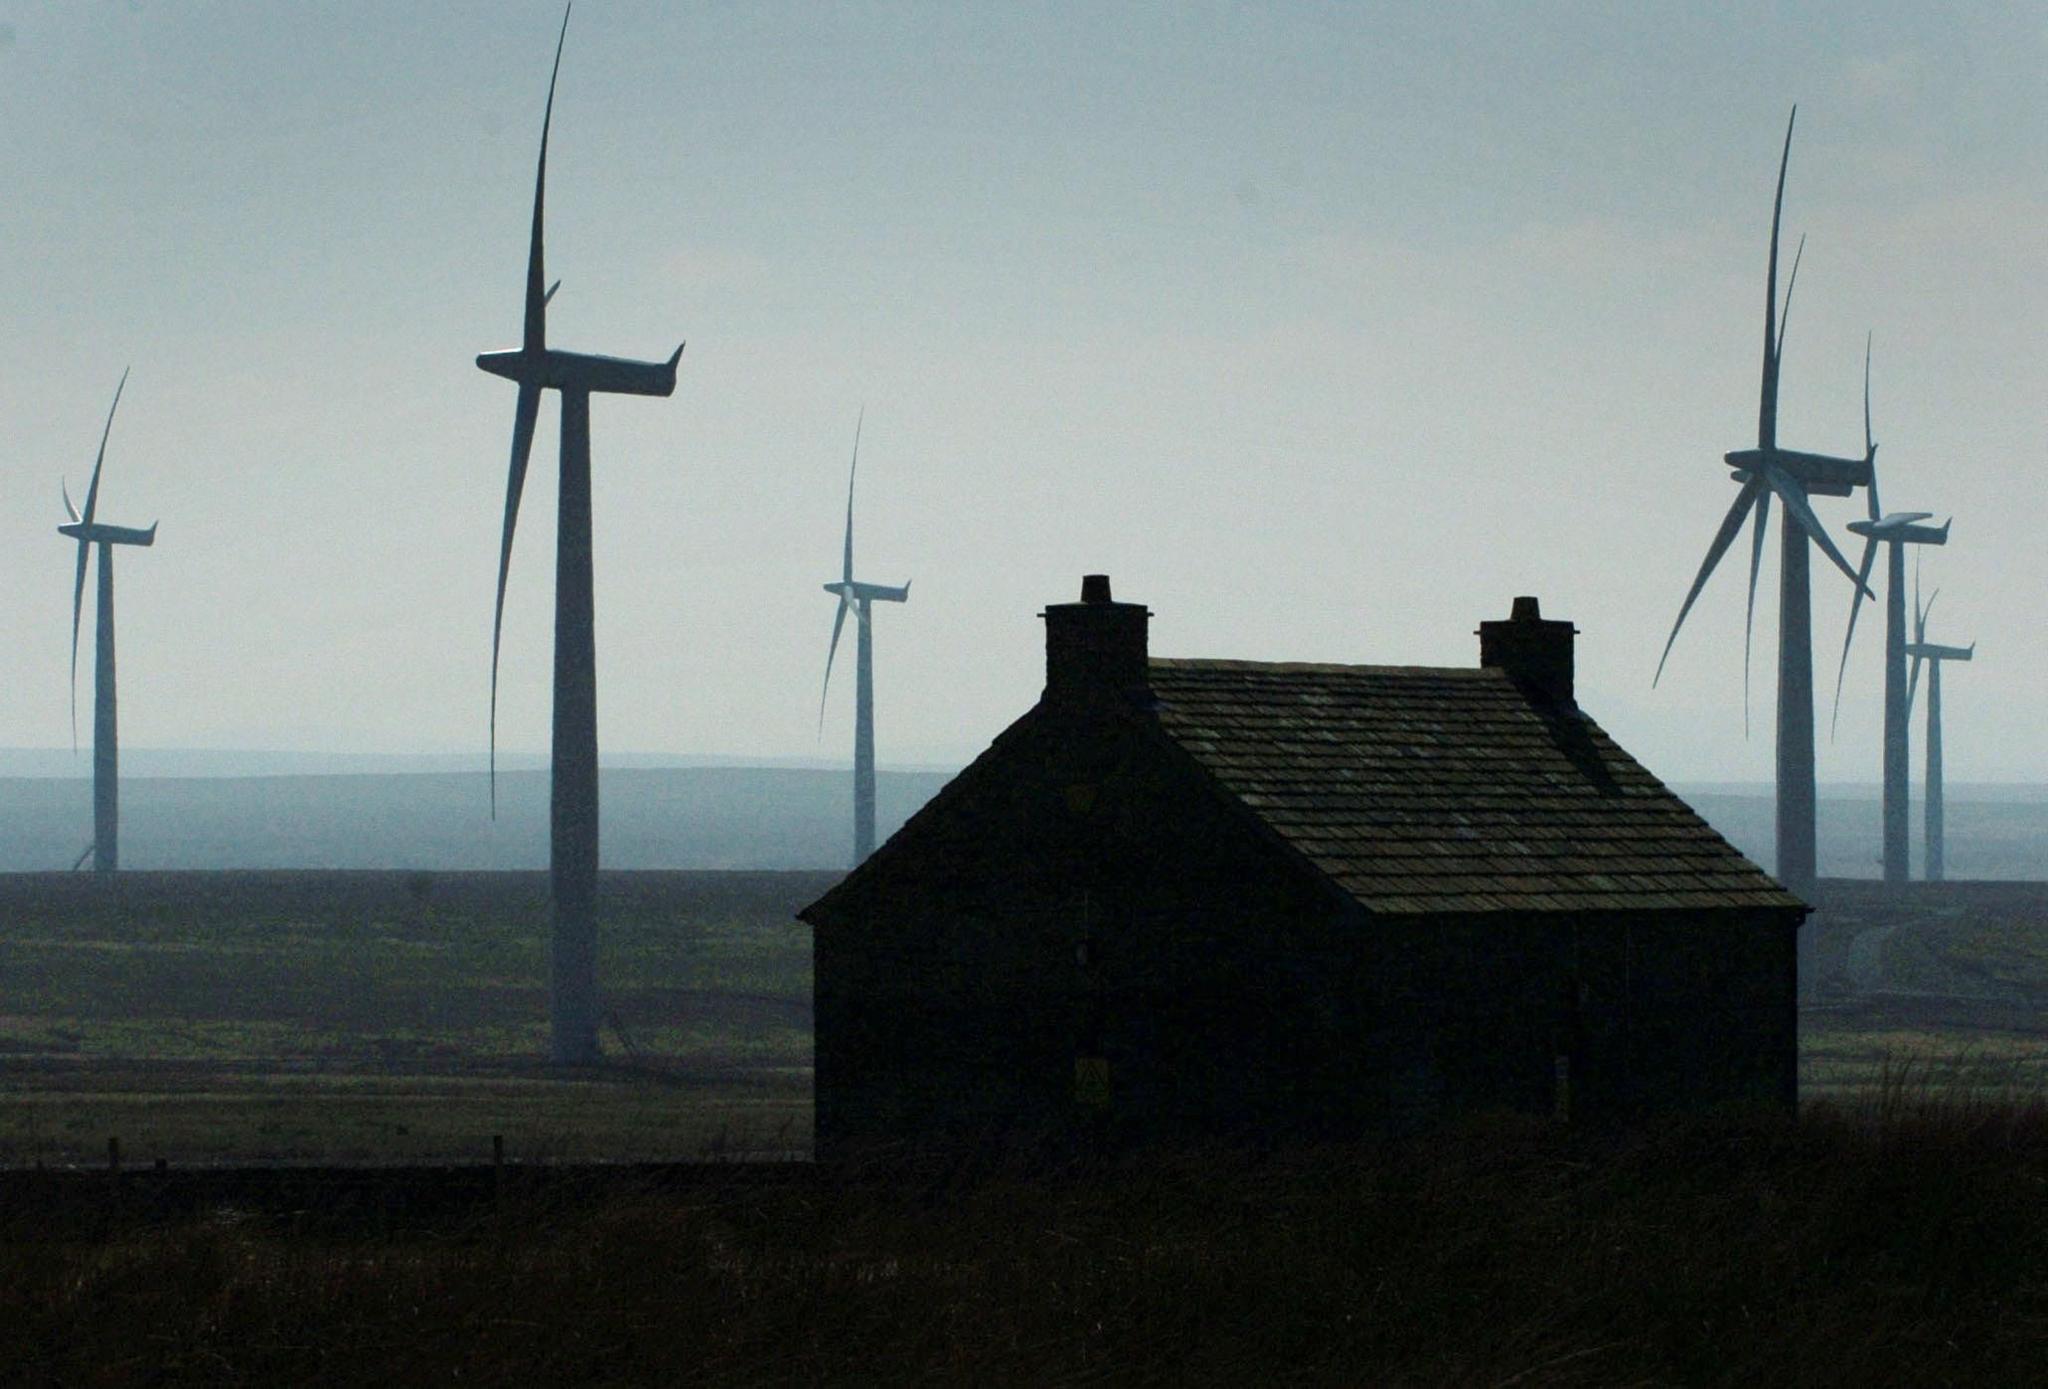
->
[1654,107,1874,898]
[57,369,158,874]
[475,4,684,1064]
[818,411,909,866]
[1905,571,1973,883]
[1829,338,1950,885]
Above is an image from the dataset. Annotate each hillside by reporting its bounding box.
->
[0,767,950,872]
[1684,787,2048,882]
[8,765,2048,878]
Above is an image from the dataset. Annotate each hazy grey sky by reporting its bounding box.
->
[1,2,2041,783]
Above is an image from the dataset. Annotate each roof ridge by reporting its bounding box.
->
[1149,657,1500,678]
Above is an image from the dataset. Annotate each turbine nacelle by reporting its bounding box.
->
[476,343,683,397]
[1847,514,1949,546]
[822,579,911,605]
[1905,641,1974,662]
[1724,447,1870,496]
[58,519,156,547]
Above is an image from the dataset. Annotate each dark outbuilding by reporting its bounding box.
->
[799,577,1804,1157]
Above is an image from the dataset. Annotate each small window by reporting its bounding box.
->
[1074,1056,1111,1107]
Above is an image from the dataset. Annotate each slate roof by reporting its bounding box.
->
[1147,658,1802,915]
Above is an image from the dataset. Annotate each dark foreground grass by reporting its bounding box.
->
[2,1101,2044,1387]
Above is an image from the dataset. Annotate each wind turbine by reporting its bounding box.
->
[818,411,910,866]
[1829,337,1950,885]
[476,3,683,1065]
[1654,106,1873,899]
[1905,573,1973,882]
[56,368,157,874]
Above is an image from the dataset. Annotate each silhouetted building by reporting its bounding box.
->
[799,578,1804,1157]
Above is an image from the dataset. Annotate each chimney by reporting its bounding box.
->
[1042,574,1151,703]
[1478,595,1577,708]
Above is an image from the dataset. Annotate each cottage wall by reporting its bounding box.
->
[813,698,1365,1157]
[1374,908,1799,1125]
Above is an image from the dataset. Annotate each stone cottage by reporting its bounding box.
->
[799,577,1803,1156]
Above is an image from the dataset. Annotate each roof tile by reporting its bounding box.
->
[1148,658,1800,915]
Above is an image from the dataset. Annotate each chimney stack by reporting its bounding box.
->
[1043,574,1151,703]
[1478,595,1577,708]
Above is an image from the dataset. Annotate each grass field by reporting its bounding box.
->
[4,1103,2045,1385]
[1801,878,2048,1104]
[2,874,2042,1381]
[0,871,826,1165]
[1,870,2044,1167]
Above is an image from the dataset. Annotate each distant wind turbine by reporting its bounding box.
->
[1654,106,1873,899]
[818,411,909,866]
[1905,571,1973,883]
[1829,337,1950,885]
[476,3,684,1065]
[56,368,158,874]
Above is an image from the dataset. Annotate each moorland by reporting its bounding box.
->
[0,869,2043,1167]
[0,869,2044,1382]
[0,870,827,1166]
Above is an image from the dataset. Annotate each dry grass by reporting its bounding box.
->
[0,870,821,1165]
[2,1099,2044,1386]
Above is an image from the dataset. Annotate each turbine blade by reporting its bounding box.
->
[1764,463,1872,595]
[1759,106,1796,451]
[1907,652,1923,715]
[1862,332,1880,521]
[62,480,79,524]
[1742,487,1772,736]
[1914,553,1924,641]
[1830,535,1880,739]
[68,539,88,751]
[1774,233,1806,365]
[819,594,851,732]
[544,278,561,307]
[64,369,126,754]
[81,366,129,528]
[524,5,571,354]
[843,407,862,585]
[1655,474,1765,686]
[490,381,543,816]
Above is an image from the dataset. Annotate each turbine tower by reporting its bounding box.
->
[1655,106,1873,900]
[1829,338,1949,885]
[56,369,157,875]
[1906,577,1973,883]
[476,4,683,1065]
[819,412,909,866]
